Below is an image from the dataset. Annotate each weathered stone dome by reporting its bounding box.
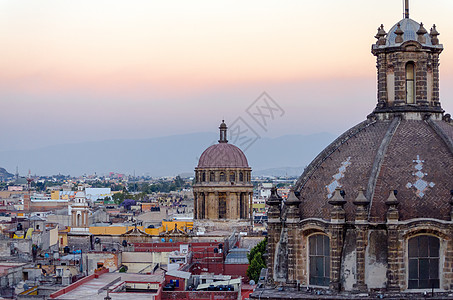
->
[198,143,249,168]
[294,116,453,222]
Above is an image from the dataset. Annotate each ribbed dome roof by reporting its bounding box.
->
[386,18,432,46]
[198,143,249,168]
[295,118,453,222]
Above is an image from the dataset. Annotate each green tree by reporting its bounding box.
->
[246,237,267,282]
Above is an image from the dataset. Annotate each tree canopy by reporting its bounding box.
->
[246,237,267,283]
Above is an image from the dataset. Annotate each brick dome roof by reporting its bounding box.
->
[198,143,249,168]
[294,117,453,222]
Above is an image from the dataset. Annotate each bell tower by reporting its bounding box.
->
[371,1,443,118]
[70,185,89,232]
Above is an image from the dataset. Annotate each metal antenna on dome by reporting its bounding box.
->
[404,0,410,19]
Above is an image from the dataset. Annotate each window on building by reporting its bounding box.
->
[408,235,439,289]
[202,172,206,182]
[309,234,330,286]
[219,172,226,181]
[239,172,244,182]
[229,172,235,182]
[406,62,415,104]
[210,172,215,182]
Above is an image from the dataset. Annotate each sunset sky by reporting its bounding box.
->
[2,0,453,152]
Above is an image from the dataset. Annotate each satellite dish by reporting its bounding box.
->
[249,280,256,285]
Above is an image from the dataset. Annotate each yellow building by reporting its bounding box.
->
[88,220,193,236]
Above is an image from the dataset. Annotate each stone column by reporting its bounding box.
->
[286,190,301,286]
[84,211,88,227]
[237,192,241,219]
[198,192,204,219]
[71,211,77,227]
[328,187,346,292]
[377,53,388,107]
[231,192,238,219]
[226,192,231,219]
[208,192,218,220]
[249,192,253,225]
[415,54,429,106]
[266,187,282,284]
[353,189,369,292]
[193,192,198,219]
[385,190,401,291]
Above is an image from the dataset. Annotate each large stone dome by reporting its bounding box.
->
[198,143,249,168]
[262,5,453,296]
[294,117,453,222]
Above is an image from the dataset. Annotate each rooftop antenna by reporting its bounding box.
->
[404,0,410,19]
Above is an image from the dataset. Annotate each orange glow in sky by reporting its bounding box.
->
[1,0,453,151]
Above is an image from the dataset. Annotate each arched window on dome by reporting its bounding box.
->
[408,235,439,289]
[239,172,244,182]
[406,62,415,104]
[210,172,215,182]
[229,172,235,182]
[219,172,226,182]
[309,234,330,287]
[202,172,206,182]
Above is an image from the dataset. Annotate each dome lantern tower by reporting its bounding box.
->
[371,1,443,118]
[218,120,228,143]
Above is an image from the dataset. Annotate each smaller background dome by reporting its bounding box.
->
[198,143,249,168]
[386,18,432,46]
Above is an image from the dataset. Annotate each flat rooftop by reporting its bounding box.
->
[53,271,164,300]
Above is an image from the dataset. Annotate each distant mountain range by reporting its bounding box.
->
[0,132,336,177]
[0,167,14,180]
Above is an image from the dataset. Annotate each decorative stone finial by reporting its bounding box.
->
[286,188,301,223]
[267,187,282,206]
[329,187,346,206]
[218,120,228,143]
[353,188,369,222]
[329,187,346,222]
[395,23,404,44]
[353,188,369,206]
[375,24,387,46]
[385,190,398,206]
[430,24,440,45]
[286,189,300,204]
[385,190,399,222]
[417,22,427,44]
